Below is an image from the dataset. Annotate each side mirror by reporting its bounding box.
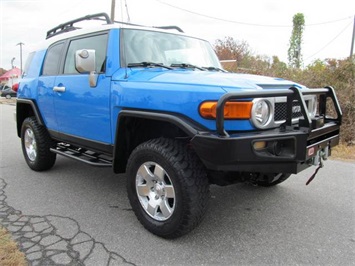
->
[75,49,98,87]
[75,49,96,73]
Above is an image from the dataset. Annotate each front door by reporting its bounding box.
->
[53,33,112,145]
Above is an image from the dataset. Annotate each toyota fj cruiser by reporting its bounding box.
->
[16,13,342,238]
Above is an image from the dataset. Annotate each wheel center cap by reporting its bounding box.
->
[154,183,164,196]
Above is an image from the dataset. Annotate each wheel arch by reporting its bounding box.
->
[113,110,204,173]
[16,99,44,137]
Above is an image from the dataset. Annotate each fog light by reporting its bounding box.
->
[253,141,266,150]
[267,141,282,156]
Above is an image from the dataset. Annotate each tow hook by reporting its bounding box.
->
[312,146,329,166]
[306,147,328,185]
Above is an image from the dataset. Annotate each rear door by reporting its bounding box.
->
[37,41,65,131]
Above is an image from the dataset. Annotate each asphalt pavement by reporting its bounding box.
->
[1,103,354,266]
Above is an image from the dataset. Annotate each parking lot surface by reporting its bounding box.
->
[1,103,354,265]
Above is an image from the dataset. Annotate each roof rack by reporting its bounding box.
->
[46,12,184,39]
[104,18,184,33]
[46,13,113,39]
[152,26,184,33]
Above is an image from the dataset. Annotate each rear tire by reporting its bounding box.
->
[21,117,56,171]
[126,138,210,238]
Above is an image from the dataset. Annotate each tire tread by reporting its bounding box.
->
[127,138,210,238]
[21,117,56,171]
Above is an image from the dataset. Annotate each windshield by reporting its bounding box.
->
[122,29,221,68]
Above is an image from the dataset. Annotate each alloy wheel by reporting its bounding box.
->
[135,162,175,221]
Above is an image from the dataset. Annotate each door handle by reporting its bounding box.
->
[53,86,66,92]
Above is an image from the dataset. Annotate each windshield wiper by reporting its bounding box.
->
[171,63,206,71]
[202,66,228,72]
[127,62,173,70]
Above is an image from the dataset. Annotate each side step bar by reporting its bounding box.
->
[50,144,112,167]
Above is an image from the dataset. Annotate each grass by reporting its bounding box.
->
[332,144,355,162]
[0,226,27,266]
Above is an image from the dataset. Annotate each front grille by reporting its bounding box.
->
[274,102,305,121]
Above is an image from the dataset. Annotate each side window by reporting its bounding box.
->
[42,42,64,76]
[64,34,108,75]
[23,52,35,77]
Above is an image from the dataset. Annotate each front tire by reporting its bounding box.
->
[126,138,210,238]
[21,117,56,171]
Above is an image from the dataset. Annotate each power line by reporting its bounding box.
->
[155,0,352,28]
[306,17,352,27]
[305,21,353,61]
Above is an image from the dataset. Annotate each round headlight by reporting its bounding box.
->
[252,100,271,128]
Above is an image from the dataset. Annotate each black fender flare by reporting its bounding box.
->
[16,99,45,137]
[112,109,206,173]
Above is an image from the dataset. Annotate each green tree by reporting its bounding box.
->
[270,56,288,76]
[288,13,305,68]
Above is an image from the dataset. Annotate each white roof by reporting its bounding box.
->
[35,23,191,51]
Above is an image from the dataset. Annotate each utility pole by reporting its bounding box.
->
[16,42,24,75]
[124,0,130,22]
[11,57,15,69]
[111,0,116,21]
[350,15,355,60]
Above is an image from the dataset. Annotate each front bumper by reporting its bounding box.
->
[191,86,342,174]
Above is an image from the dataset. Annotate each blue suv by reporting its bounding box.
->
[16,13,342,238]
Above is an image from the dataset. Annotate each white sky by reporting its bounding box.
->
[0,0,354,70]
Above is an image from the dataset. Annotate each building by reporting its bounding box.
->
[0,67,21,87]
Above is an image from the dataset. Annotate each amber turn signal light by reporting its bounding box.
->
[253,141,266,150]
[199,101,252,119]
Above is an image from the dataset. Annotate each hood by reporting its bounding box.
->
[118,69,305,92]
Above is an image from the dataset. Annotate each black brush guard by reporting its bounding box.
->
[191,86,342,174]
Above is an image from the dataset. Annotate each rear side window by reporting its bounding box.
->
[42,42,64,76]
[63,34,108,75]
[23,52,35,77]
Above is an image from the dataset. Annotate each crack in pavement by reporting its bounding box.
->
[0,178,136,266]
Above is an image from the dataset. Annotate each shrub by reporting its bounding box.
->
[216,37,354,145]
